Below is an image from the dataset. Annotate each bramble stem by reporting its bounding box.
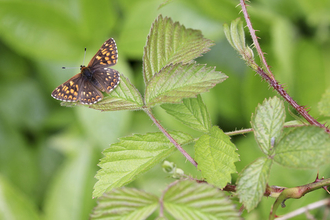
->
[240,0,330,134]
[143,107,198,168]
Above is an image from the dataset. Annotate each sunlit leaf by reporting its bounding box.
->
[237,157,272,212]
[195,126,239,188]
[161,95,211,132]
[145,63,227,107]
[251,97,285,155]
[91,188,158,220]
[93,131,193,198]
[274,126,330,168]
[164,180,241,220]
[143,15,214,84]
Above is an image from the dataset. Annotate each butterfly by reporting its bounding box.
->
[51,38,120,105]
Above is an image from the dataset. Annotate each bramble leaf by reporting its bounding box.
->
[161,95,211,133]
[237,157,272,212]
[274,126,330,169]
[91,188,158,220]
[93,131,193,198]
[251,97,285,155]
[143,15,214,84]
[164,180,241,220]
[195,126,239,188]
[145,63,227,107]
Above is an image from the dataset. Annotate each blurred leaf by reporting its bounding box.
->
[294,40,326,117]
[251,97,285,155]
[90,74,144,111]
[158,2,223,40]
[143,15,214,84]
[0,1,81,60]
[44,142,97,220]
[0,175,40,220]
[118,0,160,59]
[0,120,38,197]
[274,126,330,168]
[195,126,239,188]
[161,95,211,132]
[75,108,131,150]
[80,0,117,41]
[237,157,272,212]
[270,18,295,88]
[145,63,227,107]
[91,188,158,220]
[0,80,48,131]
[163,180,241,220]
[93,131,193,198]
[183,0,238,21]
[318,87,330,116]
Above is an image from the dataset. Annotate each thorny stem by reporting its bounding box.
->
[240,0,330,134]
[240,0,275,80]
[143,107,198,168]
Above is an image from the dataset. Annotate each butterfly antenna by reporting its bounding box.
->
[83,47,87,64]
[62,47,87,70]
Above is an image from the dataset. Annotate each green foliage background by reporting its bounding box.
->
[0,0,330,219]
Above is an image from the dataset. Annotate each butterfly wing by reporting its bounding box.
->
[51,73,103,105]
[51,74,82,102]
[78,79,104,105]
[88,38,118,69]
[92,68,120,93]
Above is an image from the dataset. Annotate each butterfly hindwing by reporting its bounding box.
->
[92,68,120,93]
[78,80,103,104]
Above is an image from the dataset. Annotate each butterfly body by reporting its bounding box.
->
[51,38,120,105]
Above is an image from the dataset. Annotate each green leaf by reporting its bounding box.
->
[237,157,272,212]
[195,126,239,188]
[318,87,330,116]
[93,131,193,198]
[90,74,144,111]
[143,15,214,84]
[251,97,285,155]
[0,175,40,220]
[223,18,254,62]
[145,63,227,107]
[274,126,330,168]
[91,188,158,220]
[161,95,211,133]
[163,180,241,220]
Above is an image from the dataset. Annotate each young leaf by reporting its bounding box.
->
[237,157,272,212]
[318,87,330,116]
[163,180,241,220]
[195,126,239,188]
[251,97,285,155]
[145,63,227,107]
[274,126,330,169]
[90,188,158,220]
[161,95,211,133]
[143,15,214,84]
[93,131,193,198]
[90,74,144,111]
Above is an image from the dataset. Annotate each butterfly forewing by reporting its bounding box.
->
[51,74,82,102]
[88,38,118,69]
